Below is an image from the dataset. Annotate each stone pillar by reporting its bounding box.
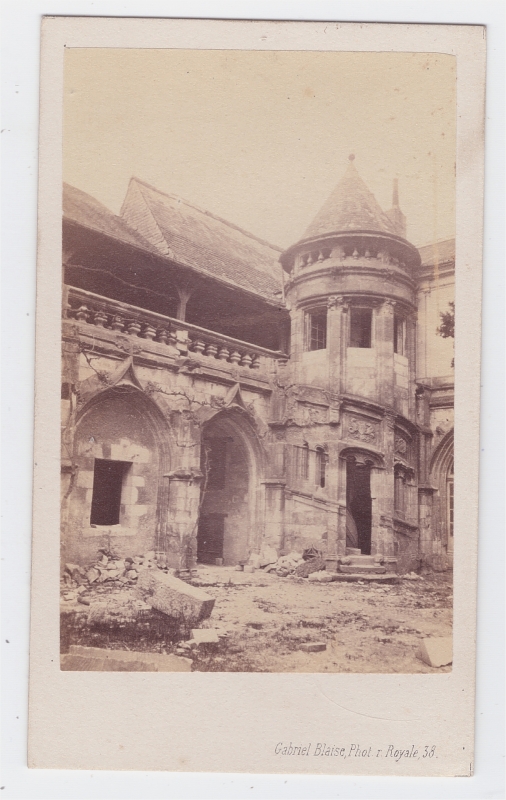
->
[418,486,435,566]
[324,503,340,571]
[406,313,417,419]
[290,305,305,383]
[370,466,392,556]
[327,296,340,394]
[375,300,395,408]
[262,480,286,554]
[165,469,203,570]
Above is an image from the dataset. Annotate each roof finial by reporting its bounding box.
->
[392,177,399,207]
[348,153,355,162]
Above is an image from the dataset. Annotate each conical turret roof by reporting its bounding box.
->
[302,157,398,241]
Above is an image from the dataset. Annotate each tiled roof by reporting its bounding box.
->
[302,160,399,240]
[63,183,159,254]
[120,178,284,300]
[418,238,455,267]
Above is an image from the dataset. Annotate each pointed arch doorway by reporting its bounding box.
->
[197,409,261,566]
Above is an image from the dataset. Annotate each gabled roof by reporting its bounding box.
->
[302,159,399,241]
[63,183,159,254]
[120,178,284,301]
[418,238,455,267]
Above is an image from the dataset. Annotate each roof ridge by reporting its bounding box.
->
[128,176,283,253]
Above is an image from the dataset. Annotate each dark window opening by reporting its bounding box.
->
[202,438,228,490]
[316,448,327,488]
[394,315,405,355]
[306,309,327,351]
[349,307,372,348]
[394,467,407,516]
[295,443,309,481]
[90,459,130,526]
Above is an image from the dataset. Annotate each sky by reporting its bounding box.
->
[64,49,456,249]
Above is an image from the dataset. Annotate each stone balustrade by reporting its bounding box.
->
[65,286,289,372]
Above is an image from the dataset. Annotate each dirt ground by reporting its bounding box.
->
[61,566,452,673]
[187,567,453,673]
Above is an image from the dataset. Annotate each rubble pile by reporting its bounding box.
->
[247,548,327,579]
[60,549,173,604]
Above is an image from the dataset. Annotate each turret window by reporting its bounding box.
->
[306,309,327,351]
[316,447,327,488]
[394,315,406,355]
[349,307,372,348]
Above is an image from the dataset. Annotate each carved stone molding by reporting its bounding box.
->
[346,415,378,443]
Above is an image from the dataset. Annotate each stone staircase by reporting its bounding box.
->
[340,555,386,575]
[331,549,399,583]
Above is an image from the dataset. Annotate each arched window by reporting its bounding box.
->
[316,447,327,488]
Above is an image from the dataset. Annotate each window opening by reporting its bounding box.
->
[295,443,309,481]
[90,459,130,526]
[306,309,327,351]
[203,438,228,490]
[316,448,326,488]
[394,466,407,516]
[349,307,372,348]
[394,315,405,355]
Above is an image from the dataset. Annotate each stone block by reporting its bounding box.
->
[76,471,94,488]
[248,554,262,569]
[300,642,327,653]
[416,637,452,668]
[339,565,386,574]
[137,569,215,622]
[259,545,278,567]
[191,629,220,644]
[316,573,334,582]
[86,567,100,583]
[308,571,326,581]
[244,565,255,573]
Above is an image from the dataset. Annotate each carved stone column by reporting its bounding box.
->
[165,468,203,570]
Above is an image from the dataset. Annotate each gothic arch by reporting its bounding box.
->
[76,384,173,472]
[430,428,454,482]
[429,428,454,554]
[339,445,385,469]
[198,405,266,565]
[65,384,174,563]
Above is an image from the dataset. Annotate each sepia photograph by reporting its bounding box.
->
[59,47,456,675]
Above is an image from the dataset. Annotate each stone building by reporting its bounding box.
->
[61,157,454,575]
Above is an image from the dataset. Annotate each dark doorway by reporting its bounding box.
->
[197,513,225,564]
[90,458,130,526]
[346,460,372,554]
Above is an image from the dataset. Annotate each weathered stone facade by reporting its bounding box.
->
[61,161,454,574]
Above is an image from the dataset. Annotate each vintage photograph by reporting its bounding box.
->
[60,48,456,674]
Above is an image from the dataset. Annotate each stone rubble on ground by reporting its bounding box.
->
[300,641,327,653]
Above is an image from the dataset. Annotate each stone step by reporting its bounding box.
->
[347,555,377,566]
[331,572,399,584]
[339,564,386,574]
[345,547,362,556]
